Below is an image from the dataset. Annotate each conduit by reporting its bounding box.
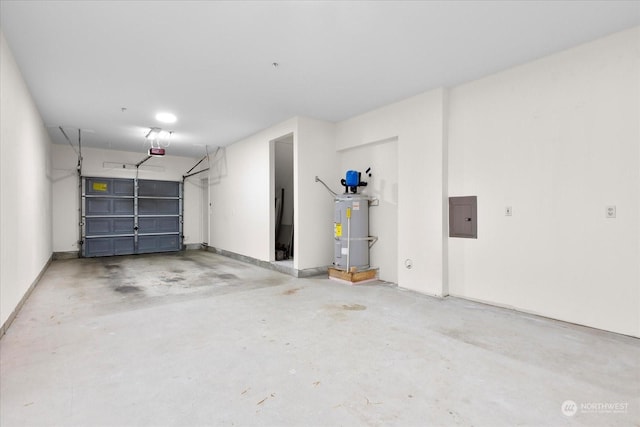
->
[315,176,338,197]
[60,127,84,253]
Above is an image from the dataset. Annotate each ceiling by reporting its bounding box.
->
[1,1,639,158]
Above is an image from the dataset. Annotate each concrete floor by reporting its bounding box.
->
[1,251,638,427]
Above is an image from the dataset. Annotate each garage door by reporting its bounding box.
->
[82,177,182,257]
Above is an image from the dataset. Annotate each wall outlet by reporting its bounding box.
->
[606,206,616,218]
[505,206,512,216]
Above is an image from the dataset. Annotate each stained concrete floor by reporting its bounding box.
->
[0,251,638,427]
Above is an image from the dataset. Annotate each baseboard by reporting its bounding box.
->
[53,251,79,260]
[205,246,327,278]
[184,243,204,251]
[296,266,330,278]
[0,254,53,338]
[448,293,640,340]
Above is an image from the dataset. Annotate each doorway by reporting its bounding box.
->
[272,134,294,264]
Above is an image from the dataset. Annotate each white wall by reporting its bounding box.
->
[210,118,298,262]
[295,117,338,271]
[0,32,53,328]
[208,116,338,271]
[51,144,203,252]
[339,138,398,283]
[447,27,640,337]
[336,90,448,295]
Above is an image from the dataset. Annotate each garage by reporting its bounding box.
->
[1,2,639,426]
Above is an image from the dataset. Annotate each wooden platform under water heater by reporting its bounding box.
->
[328,267,379,284]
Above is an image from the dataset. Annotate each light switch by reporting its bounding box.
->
[505,206,512,216]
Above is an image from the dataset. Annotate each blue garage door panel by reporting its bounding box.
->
[138,180,179,197]
[113,179,135,195]
[138,217,180,234]
[114,199,135,215]
[138,199,179,215]
[84,237,135,257]
[86,217,134,236]
[86,198,134,216]
[138,235,180,253]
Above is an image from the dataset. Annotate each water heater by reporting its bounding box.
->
[334,193,370,270]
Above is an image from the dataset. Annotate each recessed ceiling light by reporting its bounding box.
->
[155,112,177,124]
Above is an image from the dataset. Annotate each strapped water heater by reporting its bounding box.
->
[316,170,378,283]
[334,192,370,271]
